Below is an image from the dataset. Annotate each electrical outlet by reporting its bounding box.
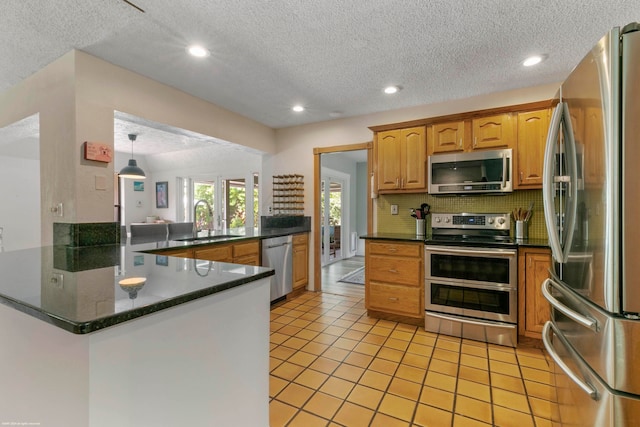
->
[51,273,64,289]
[268,206,273,214]
[391,204,399,215]
[50,203,63,217]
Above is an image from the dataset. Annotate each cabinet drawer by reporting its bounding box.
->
[233,254,260,266]
[194,245,232,262]
[368,282,422,316]
[233,240,259,258]
[368,255,421,286]
[368,242,421,257]
[292,233,308,245]
[156,248,194,258]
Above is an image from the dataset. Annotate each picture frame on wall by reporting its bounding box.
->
[133,181,144,191]
[156,181,168,208]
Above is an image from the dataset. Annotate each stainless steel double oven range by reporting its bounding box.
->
[424,213,518,347]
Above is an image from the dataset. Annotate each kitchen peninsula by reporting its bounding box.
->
[0,242,274,427]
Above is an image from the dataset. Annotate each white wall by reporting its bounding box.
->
[0,155,40,251]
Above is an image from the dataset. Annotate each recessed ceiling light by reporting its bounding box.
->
[187,45,210,58]
[523,55,545,67]
[384,86,401,94]
[292,105,305,113]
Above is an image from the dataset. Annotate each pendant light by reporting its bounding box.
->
[119,134,146,179]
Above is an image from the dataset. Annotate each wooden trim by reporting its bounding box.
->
[313,142,372,292]
[313,142,372,155]
[313,151,321,292]
[366,310,424,326]
[368,100,553,132]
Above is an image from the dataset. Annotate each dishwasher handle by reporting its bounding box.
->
[266,242,292,249]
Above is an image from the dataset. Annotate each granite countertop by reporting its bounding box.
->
[360,233,550,248]
[0,244,274,334]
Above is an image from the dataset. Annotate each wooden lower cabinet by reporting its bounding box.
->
[151,239,260,265]
[155,247,194,258]
[232,240,260,265]
[292,233,309,291]
[365,240,424,319]
[518,247,552,339]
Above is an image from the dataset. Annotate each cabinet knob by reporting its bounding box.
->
[388,297,399,302]
[520,171,524,183]
[459,138,463,148]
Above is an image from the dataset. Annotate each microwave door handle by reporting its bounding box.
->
[544,102,565,264]
[501,153,508,189]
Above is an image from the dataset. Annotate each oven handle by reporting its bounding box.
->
[542,321,598,400]
[426,278,516,291]
[427,311,516,330]
[425,246,516,258]
[541,278,598,331]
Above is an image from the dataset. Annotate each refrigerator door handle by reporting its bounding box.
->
[543,103,565,262]
[542,278,598,331]
[542,321,598,400]
[561,102,579,256]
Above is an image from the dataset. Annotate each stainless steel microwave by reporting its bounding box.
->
[428,149,513,195]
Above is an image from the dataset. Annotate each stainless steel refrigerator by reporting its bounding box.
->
[542,23,640,426]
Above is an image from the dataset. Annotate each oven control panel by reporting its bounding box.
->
[431,213,510,230]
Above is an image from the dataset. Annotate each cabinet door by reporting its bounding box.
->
[155,247,194,258]
[431,121,465,153]
[194,244,232,262]
[523,250,551,337]
[233,240,260,259]
[516,109,549,189]
[376,130,402,190]
[472,114,515,150]
[292,241,308,290]
[400,126,427,190]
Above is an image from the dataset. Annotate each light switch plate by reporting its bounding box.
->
[391,204,399,215]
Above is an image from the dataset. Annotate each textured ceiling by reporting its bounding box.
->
[2,1,640,130]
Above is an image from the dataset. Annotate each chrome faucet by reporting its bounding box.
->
[193,199,214,238]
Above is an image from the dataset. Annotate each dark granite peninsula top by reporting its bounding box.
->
[0,244,274,334]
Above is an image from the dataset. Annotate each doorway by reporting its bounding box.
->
[320,174,346,266]
[313,143,372,295]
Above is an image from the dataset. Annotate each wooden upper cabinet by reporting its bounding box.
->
[431,121,465,154]
[375,126,426,192]
[516,109,550,189]
[471,113,516,150]
[401,127,427,190]
[376,130,403,190]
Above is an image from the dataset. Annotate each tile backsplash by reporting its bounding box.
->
[376,189,547,240]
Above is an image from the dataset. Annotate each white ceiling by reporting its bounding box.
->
[2,1,640,131]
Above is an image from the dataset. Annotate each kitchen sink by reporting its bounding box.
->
[174,235,240,242]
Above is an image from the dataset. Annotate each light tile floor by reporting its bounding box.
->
[269,291,559,427]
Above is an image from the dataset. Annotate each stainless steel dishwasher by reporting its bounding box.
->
[262,235,293,302]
